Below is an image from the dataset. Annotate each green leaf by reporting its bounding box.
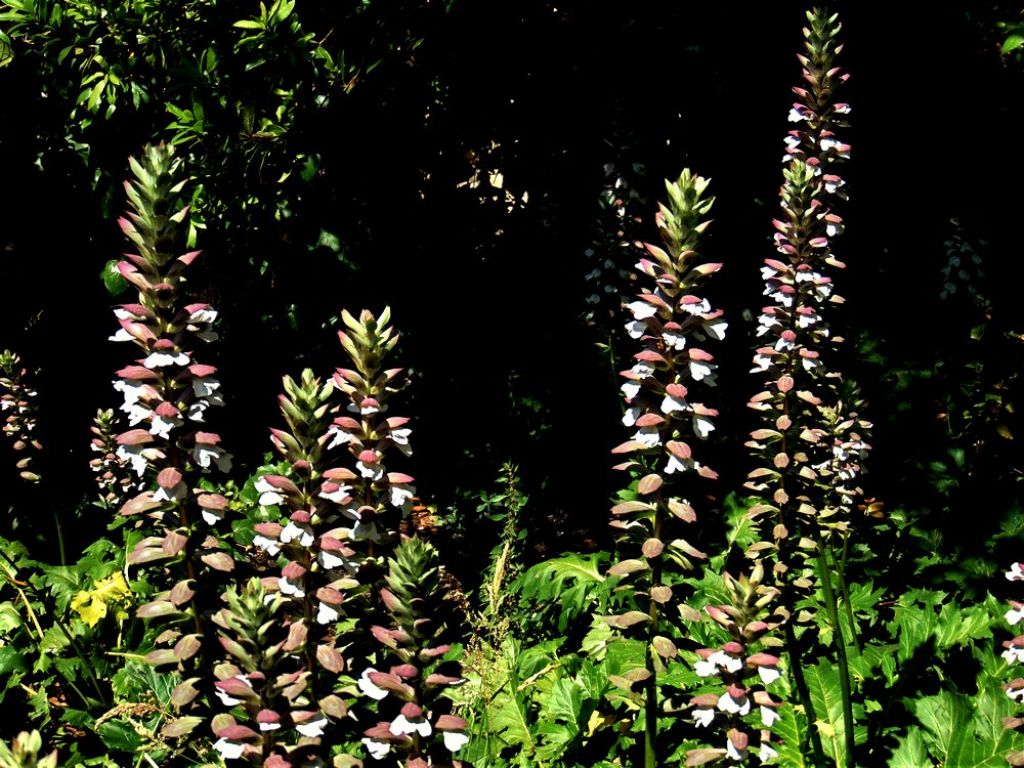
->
[888,728,930,767]
[1002,34,1024,54]
[98,719,142,753]
[806,659,848,766]
[100,258,128,295]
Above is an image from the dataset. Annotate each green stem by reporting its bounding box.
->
[643,509,662,768]
[784,620,827,765]
[832,536,861,655]
[816,546,855,768]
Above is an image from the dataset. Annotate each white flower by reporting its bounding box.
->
[295,715,327,738]
[633,427,661,448]
[1003,646,1024,665]
[1007,606,1024,626]
[280,521,315,548]
[717,690,751,716]
[390,714,431,738]
[1007,563,1024,582]
[708,651,742,673]
[253,535,280,556]
[150,413,182,439]
[681,298,711,316]
[115,444,149,476]
[751,353,772,373]
[189,307,218,324]
[689,360,715,381]
[621,381,641,401]
[279,576,305,598]
[632,361,655,377]
[443,730,470,752]
[761,705,780,727]
[390,427,413,456]
[759,743,779,762]
[693,414,715,439]
[622,406,641,427]
[665,454,694,475]
[825,176,846,195]
[703,319,728,341]
[788,106,808,122]
[661,393,689,415]
[757,314,780,337]
[319,549,347,570]
[143,350,190,368]
[109,327,134,342]
[326,425,355,450]
[358,668,389,700]
[768,290,794,308]
[255,477,285,507]
[774,336,794,352]
[362,737,390,760]
[627,300,658,320]
[357,460,385,480]
[1007,681,1024,702]
[693,708,715,727]
[194,442,232,472]
[319,483,352,504]
[694,660,717,678]
[626,320,648,339]
[213,738,245,760]
[317,601,340,625]
[758,666,781,685]
[662,330,686,350]
[259,720,280,732]
[389,483,415,508]
[193,377,221,398]
[726,738,747,761]
[124,403,152,426]
[797,311,821,329]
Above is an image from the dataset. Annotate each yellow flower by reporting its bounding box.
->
[70,572,131,628]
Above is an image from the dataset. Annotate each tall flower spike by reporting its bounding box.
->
[89,408,136,506]
[686,564,786,767]
[745,6,856,573]
[362,536,468,765]
[0,351,43,483]
[1003,563,1024,767]
[605,169,723,768]
[745,11,864,767]
[320,307,416,560]
[108,144,233,734]
[231,369,357,761]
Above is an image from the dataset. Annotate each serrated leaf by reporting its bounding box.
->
[806,659,848,766]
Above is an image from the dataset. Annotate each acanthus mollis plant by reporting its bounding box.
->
[315,307,417,562]
[209,577,350,766]
[605,169,725,768]
[106,143,234,730]
[212,369,358,765]
[686,564,786,767]
[1002,564,1024,765]
[0,350,43,483]
[743,9,866,767]
[360,536,469,767]
[89,407,137,507]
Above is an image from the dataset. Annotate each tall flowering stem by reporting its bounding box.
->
[320,307,417,561]
[744,10,864,767]
[360,536,469,767]
[219,369,357,764]
[686,565,786,766]
[606,169,725,768]
[1003,564,1024,766]
[108,144,233,731]
[0,351,43,484]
